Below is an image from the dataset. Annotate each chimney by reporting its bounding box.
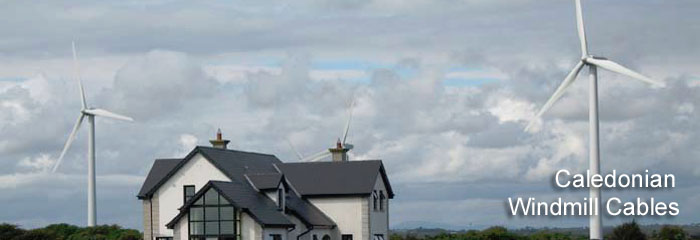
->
[209,128,230,149]
[328,138,349,162]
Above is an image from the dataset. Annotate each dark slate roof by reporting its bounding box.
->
[137,158,182,199]
[285,191,336,227]
[197,147,282,179]
[167,180,294,228]
[277,160,394,198]
[211,181,294,227]
[138,146,281,199]
[246,173,283,190]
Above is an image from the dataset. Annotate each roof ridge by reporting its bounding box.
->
[245,172,282,176]
[196,145,277,157]
[281,159,383,164]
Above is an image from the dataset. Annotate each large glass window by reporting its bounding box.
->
[188,188,238,240]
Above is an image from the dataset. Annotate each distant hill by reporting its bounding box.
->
[392,221,485,231]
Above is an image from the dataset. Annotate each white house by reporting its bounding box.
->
[137,131,394,240]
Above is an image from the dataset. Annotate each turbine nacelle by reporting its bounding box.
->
[583,55,607,62]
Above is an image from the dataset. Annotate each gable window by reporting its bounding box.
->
[184,185,195,203]
[342,234,353,240]
[322,235,331,240]
[188,188,237,240]
[372,191,378,211]
[277,186,285,211]
[379,191,385,211]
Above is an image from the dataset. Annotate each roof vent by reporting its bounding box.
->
[209,128,230,149]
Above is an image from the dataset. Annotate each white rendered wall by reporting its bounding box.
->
[174,213,188,240]
[369,173,389,239]
[308,197,363,240]
[242,212,263,240]
[155,153,231,236]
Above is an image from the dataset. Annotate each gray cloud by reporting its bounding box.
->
[0,0,698,231]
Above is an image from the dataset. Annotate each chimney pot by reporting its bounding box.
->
[210,128,230,149]
[329,138,349,162]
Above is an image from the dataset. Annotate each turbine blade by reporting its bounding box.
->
[525,61,585,131]
[285,139,304,160]
[72,41,87,109]
[341,96,356,145]
[84,108,134,121]
[307,152,331,162]
[585,58,665,87]
[575,0,588,57]
[302,150,330,162]
[52,114,85,172]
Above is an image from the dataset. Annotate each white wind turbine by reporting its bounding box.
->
[289,96,356,162]
[52,42,134,227]
[526,1,664,239]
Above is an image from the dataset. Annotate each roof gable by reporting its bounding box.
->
[137,146,282,199]
[246,173,284,190]
[137,158,182,199]
[277,160,394,198]
[166,180,294,228]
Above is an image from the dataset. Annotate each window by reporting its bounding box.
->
[313,235,318,240]
[379,191,385,211]
[373,234,385,240]
[270,234,282,240]
[188,188,237,240]
[342,234,353,240]
[322,235,331,240]
[372,191,378,211]
[156,237,173,240]
[277,187,285,211]
[184,185,195,203]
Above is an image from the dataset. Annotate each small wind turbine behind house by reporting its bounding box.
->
[52,41,134,227]
[288,96,356,162]
[526,1,664,239]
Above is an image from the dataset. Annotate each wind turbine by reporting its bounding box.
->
[52,42,134,227]
[526,1,664,239]
[289,96,356,162]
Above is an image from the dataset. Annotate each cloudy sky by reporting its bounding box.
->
[1,0,698,230]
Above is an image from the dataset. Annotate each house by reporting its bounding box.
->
[137,130,394,240]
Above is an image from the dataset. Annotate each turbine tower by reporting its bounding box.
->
[52,42,134,227]
[526,1,664,239]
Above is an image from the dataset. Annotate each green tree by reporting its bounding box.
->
[529,231,578,240]
[480,226,520,240]
[14,229,58,240]
[608,221,646,240]
[0,223,26,240]
[43,223,81,240]
[653,225,687,240]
